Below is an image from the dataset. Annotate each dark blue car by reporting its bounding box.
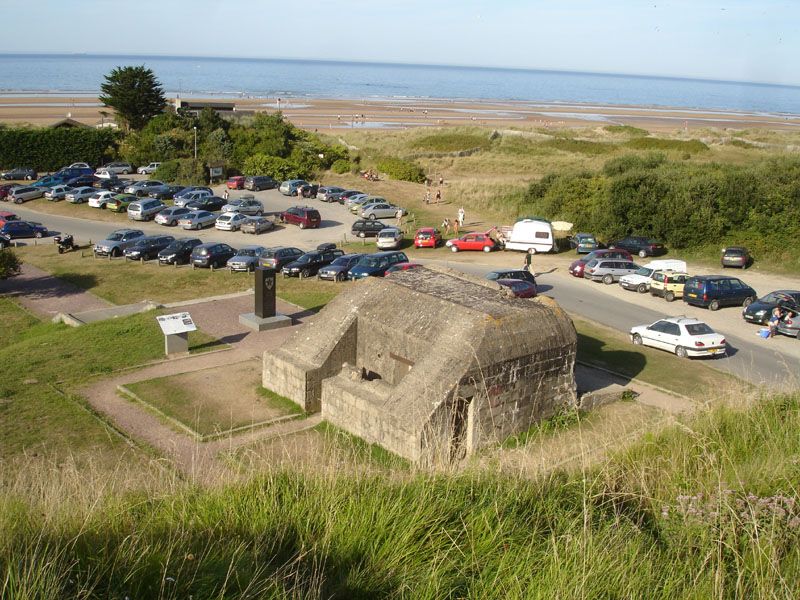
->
[317,253,365,281]
[683,275,757,311]
[347,251,409,280]
[1,220,48,239]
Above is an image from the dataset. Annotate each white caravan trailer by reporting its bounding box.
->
[503,219,555,253]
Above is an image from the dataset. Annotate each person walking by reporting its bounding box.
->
[425,189,431,204]
[435,189,442,204]
[395,207,404,227]
[524,250,533,272]
[222,188,229,201]
[457,207,465,227]
[452,216,459,235]
[442,218,451,236]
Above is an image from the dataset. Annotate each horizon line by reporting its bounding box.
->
[2,51,799,91]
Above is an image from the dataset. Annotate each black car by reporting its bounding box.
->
[244,176,278,191]
[65,175,98,187]
[742,290,800,325]
[608,236,666,258]
[94,176,122,190]
[485,269,537,286]
[0,232,11,248]
[190,242,237,268]
[298,183,320,199]
[123,235,175,261]
[185,196,227,212]
[109,179,134,193]
[158,237,203,265]
[281,248,345,278]
[150,185,186,200]
[351,219,389,238]
[0,220,48,239]
[317,253,366,281]
[1,167,37,181]
[258,246,304,270]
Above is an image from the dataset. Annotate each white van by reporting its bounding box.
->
[503,219,554,254]
[619,259,687,293]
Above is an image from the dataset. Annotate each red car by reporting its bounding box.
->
[0,210,19,226]
[497,279,538,298]
[414,227,442,248]
[446,231,496,253]
[226,176,245,190]
[280,206,321,229]
[568,248,632,278]
[386,262,423,275]
[0,183,15,199]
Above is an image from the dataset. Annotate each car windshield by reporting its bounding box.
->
[360,256,386,268]
[106,233,124,241]
[379,231,397,238]
[331,257,353,266]
[726,248,745,256]
[635,267,653,276]
[295,254,317,264]
[237,248,261,257]
[685,323,714,336]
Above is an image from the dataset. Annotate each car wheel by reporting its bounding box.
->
[25,175,32,180]
[632,333,643,346]
[368,214,376,220]
[638,249,647,258]
[256,210,262,216]
[743,296,754,307]
[358,232,366,238]
[483,245,492,253]
[709,299,720,311]
[450,245,459,253]
[335,272,344,282]
[665,291,675,302]
[300,268,310,279]
[122,169,129,175]
[602,274,614,285]
[675,346,688,359]
[300,222,306,229]
[34,231,43,238]
[637,283,648,294]
[112,247,122,257]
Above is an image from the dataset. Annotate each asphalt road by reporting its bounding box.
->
[6,199,798,387]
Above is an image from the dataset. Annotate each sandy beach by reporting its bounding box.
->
[0,95,798,132]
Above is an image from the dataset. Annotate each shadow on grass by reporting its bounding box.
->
[576,330,646,382]
[0,271,99,298]
[57,273,100,292]
[190,339,229,353]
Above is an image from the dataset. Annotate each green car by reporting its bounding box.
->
[107,193,137,213]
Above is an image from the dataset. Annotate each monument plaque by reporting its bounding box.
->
[240,267,292,331]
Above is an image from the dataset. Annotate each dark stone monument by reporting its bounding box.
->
[239,267,293,331]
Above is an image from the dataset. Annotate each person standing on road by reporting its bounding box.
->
[524,250,533,272]
[222,188,229,201]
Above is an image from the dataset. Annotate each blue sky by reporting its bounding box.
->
[2,0,796,85]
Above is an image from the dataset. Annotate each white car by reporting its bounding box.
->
[67,162,91,169]
[137,162,161,175]
[44,184,72,201]
[630,317,726,359]
[88,190,116,208]
[95,170,114,179]
[215,212,249,231]
[619,260,688,293]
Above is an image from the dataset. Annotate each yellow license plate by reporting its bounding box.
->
[709,348,719,354]
[688,293,697,298]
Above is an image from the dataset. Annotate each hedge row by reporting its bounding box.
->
[0,127,119,172]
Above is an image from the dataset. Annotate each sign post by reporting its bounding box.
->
[239,267,292,331]
[156,312,197,355]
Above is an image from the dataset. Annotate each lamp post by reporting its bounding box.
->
[193,126,197,160]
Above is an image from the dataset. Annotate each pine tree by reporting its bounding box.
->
[99,66,166,131]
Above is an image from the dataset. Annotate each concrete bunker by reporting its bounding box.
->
[263,266,577,465]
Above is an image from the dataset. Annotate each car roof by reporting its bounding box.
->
[658,316,707,326]
[111,228,142,235]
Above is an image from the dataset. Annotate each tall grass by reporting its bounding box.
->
[3,392,800,598]
[624,137,709,152]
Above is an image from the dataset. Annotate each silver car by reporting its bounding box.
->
[124,180,168,197]
[44,184,72,201]
[97,162,133,175]
[93,228,145,257]
[227,246,268,271]
[376,227,403,250]
[154,206,191,226]
[9,185,44,203]
[173,190,213,207]
[177,210,217,230]
[221,197,264,215]
[66,186,96,204]
[127,198,167,221]
[361,203,405,220]
[240,216,275,234]
[585,258,640,284]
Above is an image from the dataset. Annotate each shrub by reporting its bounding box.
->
[153,159,180,182]
[542,138,615,155]
[602,153,666,176]
[243,154,308,180]
[376,157,426,183]
[604,125,648,136]
[331,159,351,174]
[0,249,21,279]
[624,138,709,153]
[155,158,206,185]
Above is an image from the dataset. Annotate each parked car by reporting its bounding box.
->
[298,183,320,199]
[88,190,116,208]
[282,248,345,278]
[348,251,409,280]
[178,210,217,230]
[137,162,161,175]
[350,195,386,214]
[128,198,167,221]
[9,186,44,204]
[226,246,269,272]
[376,227,403,250]
[185,196,227,212]
[107,194,138,213]
[244,176,278,191]
[31,175,65,189]
[154,206,191,226]
[280,206,321,229]
[56,166,93,179]
[0,220,48,239]
[485,269,537,286]
[0,211,19,226]
[124,180,168,197]
[45,185,73,201]
[1,167,37,180]
[279,179,310,196]
[65,186,96,204]
[157,237,203,265]
[607,236,666,258]
[721,246,752,269]
[742,290,800,325]
[344,193,369,208]
[352,219,388,238]
[226,176,245,190]
[97,162,133,175]
[0,232,10,249]
[568,249,633,278]
[0,183,18,198]
[65,175,98,188]
[584,258,639,283]
[109,179,134,194]
[618,259,687,293]
[173,187,213,206]
[649,270,689,302]
[317,253,366,281]
[123,235,175,261]
[775,303,800,339]
[446,232,496,253]
[317,186,346,202]
[66,162,91,170]
[94,177,122,191]
[258,247,304,270]
[496,279,538,298]
[240,216,275,235]
[93,229,145,256]
[414,227,442,248]
[190,243,237,268]
[385,262,423,276]
[569,233,602,254]
[336,190,364,205]
[362,203,405,221]
[221,197,263,215]
[149,184,186,200]
[631,317,726,359]
[215,212,249,231]
[682,275,757,311]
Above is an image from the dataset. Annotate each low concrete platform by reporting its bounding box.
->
[239,312,293,332]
